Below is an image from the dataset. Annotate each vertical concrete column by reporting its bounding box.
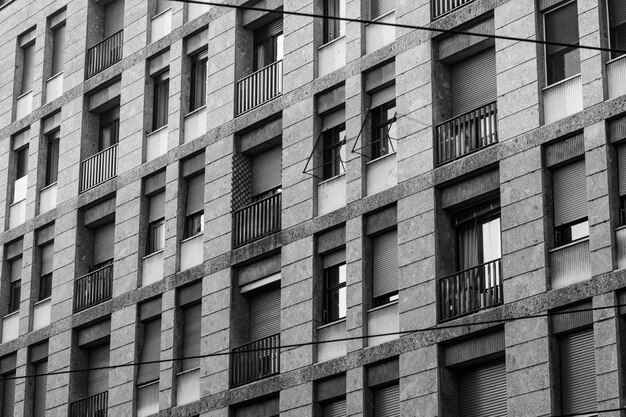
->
[50,212,78,322]
[200,268,231,396]
[505,317,552,415]
[396,41,433,183]
[283,0,314,94]
[159,289,176,410]
[204,137,234,257]
[585,121,615,276]
[123,0,150,57]
[283,96,315,227]
[163,161,181,277]
[346,74,365,204]
[18,230,34,335]
[57,97,85,202]
[108,305,139,416]
[344,0,363,64]
[280,381,313,417]
[398,188,436,330]
[206,9,236,126]
[113,180,141,296]
[500,147,548,302]
[578,0,606,107]
[168,39,184,150]
[592,293,622,416]
[400,345,439,416]
[346,216,365,352]
[47,330,72,416]
[494,0,541,139]
[118,61,146,174]
[346,367,364,417]
[64,0,89,88]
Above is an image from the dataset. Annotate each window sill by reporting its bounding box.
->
[367,10,394,24]
[152,7,172,20]
[176,367,200,377]
[147,124,168,137]
[41,182,58,191]
[317,318,346,330]
[143,249,164,260]
[367,299,398,314]
[319,35,346,50]
[607,54,626,65]
[16,89,33,100]
[47,71,64,82]
[34,297,52,307]
[181,233,203,244]
[543,73,581,91]
[185,105,207,118]
[0,1,15,10]
[616,224,626,232]
[549,237,589,253]
[318,173,346,186]
[366,151,396,165]
[137,379,160,389]
[2,310,19,320]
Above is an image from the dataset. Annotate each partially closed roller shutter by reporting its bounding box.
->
[2,373,15,417]
[370,84,396,109]
[372,230,398,299]
[458,360,507,417]
[249,285,281,341]
[138,318,162,385]
[451,49,497,116]
[553,160,587,227]
[371,0,394,19]
[88,343,110,396]
[323,108,346,131]
[186,174,204,215]
[618,145,626,196]
[182,303,201,371]
[33,361,48,417]
[373,382,400,417]
[560,329,597,415]
[149,191,165,222]
[94,223,115,264]
[252,146,282,196]
[322,397,347,417]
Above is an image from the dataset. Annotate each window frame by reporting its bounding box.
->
[321,123,346,181]
[322,262,347,325]
[543,0,581,86]
[45,130,60,186]
[152,72,170,131]
[607,0,626,59]
[453,202,501,271]
[98,107,120,150]
[370,99,397,160]
[189,51,207,112]
[323,0,346,44]
[146,218,166,255]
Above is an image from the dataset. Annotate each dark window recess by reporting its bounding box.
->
[371,100,397,160]
[183,174,204,239]
[372,229,399,307]
[16,146,29,178]
[9,280,21,313]
[2,372,16,417]
[608,0,626,59]
[620,195,626,226]
[184,212,204,239]
[322,124,346,180]
[152,72,170,131]
[39,274,52,301]
[455,211,501,271]
[552,159,588,246]
[254,20,283,70]
[99,107,120,150]
[372,382,400,417]
[21,42,35,94]
[45,131,60,185]
[323,0,345,43]
[147,219,165,254]
[544,2,580,85]
[555,219,589,246]
[189,52,207,112]
[322,262,346,324]
[51,23,66,76]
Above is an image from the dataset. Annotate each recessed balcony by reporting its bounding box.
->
[233,192,281,247]
[231,333,280,387]
[80,144,118,193]
[86,30,123,79]
[74,264,113,312]
[236,60,283,115]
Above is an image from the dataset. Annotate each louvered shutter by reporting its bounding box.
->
[138,318,162,385]
[252,146,282,196]
[323,108,346,131]
[323,249,346,268]
[618,145,626,196]
[256,19,283,40]
[87,344,110,396]
[370,84,396,109]
[451,49,497,116]
[104,0,124,37]
[545,2,580,55]
[249,286,281,341]
[322,397,347,417]
[458,360,507,417]
[186,174,204,215]
[610,0,626,28]
[372,230,398,299]
[2,373,15,417]
[371,0,394,19]
[33,361,48,417]
[156,0,172,13]
[560,329,597,415]
[149,191,165,222]
[553,160,587,227]
[94,222,115,264]
[21,43,35,93]
[51,24,65,75]
[181,303,201,371]
[373,383,400,417]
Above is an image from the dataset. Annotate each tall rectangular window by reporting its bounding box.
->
[8,256,22,314]
[137,301,161,417]
[50,22,66,76]
[152,72,170,131]
[372,229,398,307]
[189,51,207,112]
[608,0,626,59]
[0,354,17,417]
[323,0,346,44]
[183,174,204,239]
[254,20,284,70]
[45,130,60,186]
[322,251,346,324]
[370,92,396,160]
[544,1,580,85]
[322,124,346,180]
[146,191,165,254]
[316,374,347,417]
[552,159,588,246]
[16,145,29,180]
[180,303,201,372]
[20,41,35,95]
[99,106,120,150]
[30,343,48,417]
[39,243,54,301]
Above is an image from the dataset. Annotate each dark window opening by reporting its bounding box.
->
[544,2,581,85]
[322,263,346,324]
[16,146,29,179]
[152,73,170,131]
[322,124,346,180]
[45,131,60,186]
[555,218,589,247]
[183,211,204,239]
[147,219,165,254]
[370,100,397,160]
[189,53,207,112]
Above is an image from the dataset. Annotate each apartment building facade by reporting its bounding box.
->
[0,0,625,415]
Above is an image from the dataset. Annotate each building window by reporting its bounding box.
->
[137,303,161,417]
[39,243,54,301]
[322,124,346,180]
[323,0,346,44]
[316,374,346,417]
[15,145,29,180]
[367,359,399,417]
[254,20,284,70]
[19,41,35,95]
[371,0,394,19]
[189,51,207,112]
[180,303,201,371]
[0,355,17,417]
[99,107,120,150]
[371,229,398,307]
[552,159,588,246]
[8,256,22,314]
[608,0,626,59]
[183,174,204,239]
[322,251,346,324]
[544,1,580,85]
[146,191,165,254]
[251,145,282,201]
[370,98,396,160]
[454,204,501,271]
[30,343,48,417]
[50,21,66,77]
[45,130,60,186]
[152,72,170,131]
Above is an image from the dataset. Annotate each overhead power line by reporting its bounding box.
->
[172,0,626,55]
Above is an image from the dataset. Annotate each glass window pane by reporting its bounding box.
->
[481,217,501,262]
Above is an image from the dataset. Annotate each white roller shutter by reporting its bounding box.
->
[94,223,115,264]
[618,145,626,196]
[458,360,507,417]
[87,344,110,396]
[373,382,400,417]
[249,286,281,341]
[251,146,282,196]
[138,318,162,385]
[560,329,597,415]
[553,159,587,227]
[451,49,497,116]
[186,174,204,215]
[2,373,15,417]
[181,303,201,371]
[372,230,398,299]
[33,361,48,417]
[370,84,396,109]
[322,397,347,417]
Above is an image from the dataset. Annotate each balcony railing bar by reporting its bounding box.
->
[74,264,113,312]
[233,192,281,247]
[432,0,475,19]
[236,60,283,115]
[80,144,118,193]
[231,333,280,387]
[86,30,123,79]
[69,391,108,417]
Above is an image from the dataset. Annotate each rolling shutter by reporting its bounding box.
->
[323,108,346,131]
[451,49,497,116]
[249,286,281,341]
[373,382,400,417]
[252,146,282,195]
[372,230,398,299]
[94,223,115,264]
[51,24,65,75]
[552,159,587,227]
[21,43,35,94]
[458,360,507,417]
[560,329,597,415]
[186,174,204,215]
[87,344,110,396]
[181,303,201,371]
[322,397,347,417]
[609,0,626,28]
[33,361,48,417]
[104,0,124,37]
[370,84,396,109]
[156,0,172,14]
[149,191,165,222]
[256,19,283,40]
[10,258,22,282]
[371,0,394,19]
[323,249,346,268]
[545,2,580,56]
[2,373,15,417]
[138,318,162,385]
[618,145,626,196]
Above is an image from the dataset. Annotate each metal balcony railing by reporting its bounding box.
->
[439,258,503,321]
[236,60,283,115]
[436,102,498,165]
[69,391,108,417]
[432,0,474,19]
[233,192,281,247]
[80,144,118,192]
[231,333,280,387]
[87,30,123,79]
[74,264,113,312]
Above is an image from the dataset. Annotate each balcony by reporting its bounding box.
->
[236,60,283,115]
[550,239,590,289]
[233,192,281,247]
[543,74,583,124]
[436,102,498,165]
[69,391,108,417]
[80,144,118,192]
[432,0,474,19]
[74,264,113,312]
[439,258,503,322]
[607,54,626,99]
[231,333,280,387]
[86,30,123,79]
